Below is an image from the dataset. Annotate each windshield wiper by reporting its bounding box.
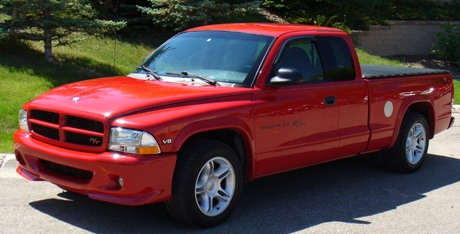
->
[136,66,161,80]
[165,71,218,86]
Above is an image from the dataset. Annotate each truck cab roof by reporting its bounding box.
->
[186,23,344,37]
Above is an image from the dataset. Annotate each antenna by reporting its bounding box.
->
[113,31,117,67]
[113,0,119,68]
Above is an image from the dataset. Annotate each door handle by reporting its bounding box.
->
[324,96,336,106]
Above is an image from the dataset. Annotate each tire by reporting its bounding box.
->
[383,112,429,173]
[165,139,243,227]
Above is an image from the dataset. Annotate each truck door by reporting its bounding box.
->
[253,37,340,176]
[316,36,370,156]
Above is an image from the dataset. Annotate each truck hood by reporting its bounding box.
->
[27,76,252,118]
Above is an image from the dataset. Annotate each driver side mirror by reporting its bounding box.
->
[268,67,303,87]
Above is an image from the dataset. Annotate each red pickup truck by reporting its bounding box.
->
[14,23,455,227]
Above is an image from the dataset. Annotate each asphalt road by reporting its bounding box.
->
[1,114,459,234]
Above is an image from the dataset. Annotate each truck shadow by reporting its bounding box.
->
[29,153,460,233]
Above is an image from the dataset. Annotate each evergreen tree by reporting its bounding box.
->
[138,0,260,31]
[0,0,126,62]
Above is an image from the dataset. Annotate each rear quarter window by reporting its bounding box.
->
[317,36,356,82]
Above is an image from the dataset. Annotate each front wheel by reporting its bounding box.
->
[165,139,242,227]
[384,112,429,173]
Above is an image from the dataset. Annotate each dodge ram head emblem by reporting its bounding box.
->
[71,97,81,103]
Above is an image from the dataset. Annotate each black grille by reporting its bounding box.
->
[65,132,103,146]
[29,109,106,150]
[66,116,104,133]
[40,159,93,180]
[31,110,60,124]
[31,123,60,140]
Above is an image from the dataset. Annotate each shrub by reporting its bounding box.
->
[293,15,351,34]
[433,23,460,65]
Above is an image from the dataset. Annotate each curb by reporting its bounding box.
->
[453,105,460,114]
[0,154,15,169]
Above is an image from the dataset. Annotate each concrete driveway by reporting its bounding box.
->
[1,113,459,233]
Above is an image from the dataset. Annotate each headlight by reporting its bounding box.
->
[18,109,29,132]
[108,127,161,154]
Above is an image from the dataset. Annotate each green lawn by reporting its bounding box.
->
[356,48,404,67]
[0,37,458,153]
[454,79,460,104]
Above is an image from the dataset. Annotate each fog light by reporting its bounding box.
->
[118,177,124,188]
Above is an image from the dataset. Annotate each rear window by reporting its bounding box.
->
[317,36,356,81]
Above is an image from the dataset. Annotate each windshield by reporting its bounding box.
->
[136,31,274,87]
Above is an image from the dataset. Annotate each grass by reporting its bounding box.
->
[0,36,457,153]
[455,80,460,104]
[355,48,404,67]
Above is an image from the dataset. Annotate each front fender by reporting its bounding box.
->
[110,96,257,180]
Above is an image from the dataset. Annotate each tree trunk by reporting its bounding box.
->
[43,0,53,63]
[44,33,53,63]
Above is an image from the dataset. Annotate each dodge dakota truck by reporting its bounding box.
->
[14,23,455,227]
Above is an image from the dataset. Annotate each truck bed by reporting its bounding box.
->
[361,64,450,79]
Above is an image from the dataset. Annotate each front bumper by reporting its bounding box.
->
[13,130,177,206]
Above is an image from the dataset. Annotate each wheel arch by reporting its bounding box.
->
[172,120,255,182]
[389,99,435,149]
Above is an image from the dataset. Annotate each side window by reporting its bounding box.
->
[275,40,325,84]
[317,36,356,82]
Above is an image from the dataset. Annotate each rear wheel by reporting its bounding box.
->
[165,139,242,227]
[384,112,429,173]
